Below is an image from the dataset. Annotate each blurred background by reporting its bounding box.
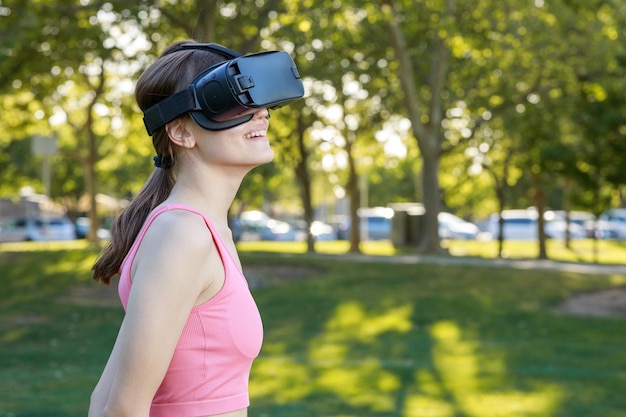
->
[1,0,625,258]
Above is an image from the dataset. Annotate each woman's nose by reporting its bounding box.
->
[256,108,270,120]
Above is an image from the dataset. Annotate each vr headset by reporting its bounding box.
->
[143,43,305,135]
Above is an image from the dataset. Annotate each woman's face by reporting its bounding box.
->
[186,108,274,170]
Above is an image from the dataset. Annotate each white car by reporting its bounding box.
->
[0,216,76,242]
[75,217,112,240]
[310,221,337,241]
[544,219,588,239]
[600,209,626,239]
[237,210,296,241]
[438,212,480,240]
[358,207,394,240]
[550,210,615,239]
[485,209,586,241]
[485,210,539,240]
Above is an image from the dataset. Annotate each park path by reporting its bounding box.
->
[322,253,626,277]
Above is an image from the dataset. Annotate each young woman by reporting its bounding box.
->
[89,40,302,417]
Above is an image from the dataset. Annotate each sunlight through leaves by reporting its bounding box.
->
[401,320,563,417]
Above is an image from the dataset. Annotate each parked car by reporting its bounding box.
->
[583,219,619,239]
[329,215,351,240]
[485,209,586,241]
[310,220,337,241]
[600,209,626,239]
[0,216,76,242]
[551,210,616,239]
[485,210,538,240]
[438,212,480,240]
[260,218,296,241]
[358,207,394,240]
[74,217,111,240]
[544,218,588,240]
[237,210,296,241]
[289,220,338,242]
[333,207,394,241]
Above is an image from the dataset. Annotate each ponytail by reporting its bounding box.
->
[92,168,175,284]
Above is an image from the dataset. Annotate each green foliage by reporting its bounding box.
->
[368,156,419,207]
[0,136,41,195]
[0,0,624,229]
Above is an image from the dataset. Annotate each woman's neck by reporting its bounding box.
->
[165,167,245,224]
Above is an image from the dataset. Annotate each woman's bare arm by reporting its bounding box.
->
[89,211,221,417]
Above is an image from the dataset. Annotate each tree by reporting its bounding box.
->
[264,0,391,253]
[3,0,624,253]
[377,0,454,253]
[0,0,141,241]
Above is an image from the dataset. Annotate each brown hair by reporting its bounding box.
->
[92,40,230,284]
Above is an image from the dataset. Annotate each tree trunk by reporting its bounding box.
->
[85,124,99,243]
[417,142,442,253]
[496,151,513,257]
[534,178,548,259]
[496,180,506,258]
[84,64,105,243]
[345,137,361,253]
[194,2,217,42]
[563,179,572,249]
[294,115,315,253]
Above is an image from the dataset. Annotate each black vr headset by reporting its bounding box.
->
[143,43,305,135]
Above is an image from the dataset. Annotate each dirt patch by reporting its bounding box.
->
[243,264,321,288]
[7,315,48,326]
[554,287,626,318]
[57,283,120,307]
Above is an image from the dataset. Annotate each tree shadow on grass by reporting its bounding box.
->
[248,258,626,417]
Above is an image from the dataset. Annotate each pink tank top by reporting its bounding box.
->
[118,204,263,417]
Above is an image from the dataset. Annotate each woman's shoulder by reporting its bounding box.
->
[146,207,214,251]
[131,207,220,294]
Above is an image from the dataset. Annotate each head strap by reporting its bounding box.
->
[161,43,242,59]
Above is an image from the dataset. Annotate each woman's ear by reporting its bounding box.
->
[165,118,196,149]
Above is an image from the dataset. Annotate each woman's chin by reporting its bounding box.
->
[259,149,275,164]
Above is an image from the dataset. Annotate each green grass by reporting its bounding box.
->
[444,238,626,265]
[237,238,626,265]
[1,240,626,416]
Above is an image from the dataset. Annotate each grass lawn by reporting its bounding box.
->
[1,240,626,416]
[236,238,626,265]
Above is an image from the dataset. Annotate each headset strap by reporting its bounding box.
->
[143,89,196,136]
[143,43,243,135]
[162,43,242,59]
